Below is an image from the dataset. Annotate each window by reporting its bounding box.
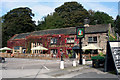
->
[51,38,57,44]
[93,37,97,42]
[32,42,42,47]
[14,46,20,50]
[88,36,97,43]
[51,49,58,54]
[93,50,98,54]
[88,37,92,42]
[67,37,75,43]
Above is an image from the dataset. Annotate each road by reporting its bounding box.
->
[1,58,73,70]
[0,58,119,79]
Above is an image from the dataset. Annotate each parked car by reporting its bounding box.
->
[91,56,105,68]
[0,57,5,63]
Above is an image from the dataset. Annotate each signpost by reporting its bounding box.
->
[76,26,85,65]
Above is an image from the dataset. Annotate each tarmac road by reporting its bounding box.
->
[0,58,119,79]
[1,58,73,70]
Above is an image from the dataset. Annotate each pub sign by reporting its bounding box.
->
[76,26,85,39]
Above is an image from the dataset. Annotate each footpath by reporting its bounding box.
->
[36,65,118,78]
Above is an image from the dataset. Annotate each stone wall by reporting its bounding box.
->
[82,33,108,54]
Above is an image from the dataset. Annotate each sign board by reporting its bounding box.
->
[76,27,85,39]
[109,42,120,73]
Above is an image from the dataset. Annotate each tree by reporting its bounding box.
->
[0,17,2,48]
[89,11,114,26]
[55,2,89,27]
[114,15,120,35]
[2,7,36,47]
[37,12,65,30]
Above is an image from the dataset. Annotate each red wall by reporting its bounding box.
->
[8,34,79,58]
[7,39,26,49]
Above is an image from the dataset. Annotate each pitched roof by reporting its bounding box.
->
[31,24,109,36]
[10,24,109,40]
[11,32,30,40]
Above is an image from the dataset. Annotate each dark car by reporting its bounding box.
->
[91,56,105,68]
[0,57,5,63]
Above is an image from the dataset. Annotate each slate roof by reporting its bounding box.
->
[10,24,109,40]
[11,32,30,40]
[31,24,109,36]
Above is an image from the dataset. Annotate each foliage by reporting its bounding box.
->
[2,7,36,47]
[89,11,114,26]
[68,54,72,58]
[55,2,89,27]
[37,2,89,30]
[37,2,114,31]
[91,55,105,60]
[108,30,117,41]
[37,12,65,30]
[114,15,120,35]
[98,52,104,56]
[26,42,31,53]
[84,49,91,54]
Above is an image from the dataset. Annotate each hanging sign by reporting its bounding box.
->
[76,26,85,39]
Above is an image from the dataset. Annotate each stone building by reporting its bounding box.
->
[7,24,112,58]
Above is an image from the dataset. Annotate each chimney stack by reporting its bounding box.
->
[84,18,89,27]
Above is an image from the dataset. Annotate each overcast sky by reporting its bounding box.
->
[0,0,119,24]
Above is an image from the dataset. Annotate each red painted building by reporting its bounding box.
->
[7,24,113,58]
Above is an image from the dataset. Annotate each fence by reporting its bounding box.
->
[0,53,98,60]
[0,53,52,60]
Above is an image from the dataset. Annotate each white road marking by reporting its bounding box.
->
[43,66,50,71]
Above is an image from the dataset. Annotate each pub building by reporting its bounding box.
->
[7,24,114,58]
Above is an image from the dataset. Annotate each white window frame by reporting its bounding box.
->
[67,37,75,43]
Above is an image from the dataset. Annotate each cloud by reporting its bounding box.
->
[2,0,119,2]
[1,2,55,21]
[1,0,118,22]
[81,2,117,19]
[31,5,55,22]
[78,0,119,2]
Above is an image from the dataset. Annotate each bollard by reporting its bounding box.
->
[77,60,79,63]
[60,61,64,69]
[83,59,86,65]
[73,60,76,67]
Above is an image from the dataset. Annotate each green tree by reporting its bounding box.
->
[2,7,36,47]
[37,12,65,30]
[114,15,120,35]
[0,17,2,48]
[55,2,89,27]
[89,11,114,26]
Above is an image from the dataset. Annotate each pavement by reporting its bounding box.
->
[0,58,119,79]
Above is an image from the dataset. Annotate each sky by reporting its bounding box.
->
[0,0,119,24]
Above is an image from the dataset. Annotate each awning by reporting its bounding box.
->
[72,46,79,50]
[0,47,12,50]
[82,44,102,50]
[31,46,48,50]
